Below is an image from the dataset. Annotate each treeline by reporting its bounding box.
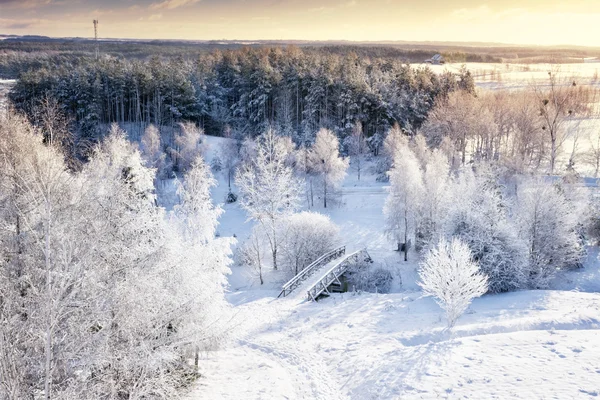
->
[8,46,475,146]
[0,51,92,80]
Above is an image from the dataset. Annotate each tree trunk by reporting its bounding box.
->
[310,178,314,208]
[550,133,557,174]
[404,207,408,262]
[323,179,327,208]
[43,200,52,400]
[271,225,278,270]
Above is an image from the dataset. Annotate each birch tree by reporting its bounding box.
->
[384,143,424,261]
[419,238,488,328]
[515,180,586,288]
[308,128,348,208]
[532,71,592,174]
[235,128,302,270]
[345,121,368,181]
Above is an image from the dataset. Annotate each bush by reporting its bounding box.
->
[279,212,339,277]
[345,258,393,293]
[357,268,393,293]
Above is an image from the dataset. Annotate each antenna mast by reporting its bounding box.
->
[93,19,99,59]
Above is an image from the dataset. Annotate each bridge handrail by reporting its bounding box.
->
[306,249,369,301]
[278,246,346,298]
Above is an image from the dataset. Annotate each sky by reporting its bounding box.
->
[1,0,600,47]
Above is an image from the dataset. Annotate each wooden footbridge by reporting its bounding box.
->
[278,246,371,301]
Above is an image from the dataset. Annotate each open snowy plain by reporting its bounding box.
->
[188,135,600,400]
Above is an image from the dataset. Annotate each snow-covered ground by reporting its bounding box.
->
[425,62,600,91]
[192,291,600,399]
[188,135,600,400]
[0,79,15,112]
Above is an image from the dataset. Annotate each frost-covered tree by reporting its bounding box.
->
[417,149,451,250]
[140,123,168,178]
[239,226,266,285]
[280,212,339,276]
[0,112,83,399]
[236,128,303,270]
[218,127,241,191]
[32,94,73,154]
[379,123,408,176]
[0,115,232,399]
[515,180,586,288]
[173,121,204,172]
[172,155,232,365]
[444,168,529,293]
[308,128,349,208]
[384,143,424,261]
[422,91,496,166]
[295,143,317,207]
[344,121,368,181]
[411,133,431,169]
[419,238,488,328]
[532,71,593,174]
[175,155,222,242]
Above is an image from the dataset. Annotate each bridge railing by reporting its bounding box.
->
[306,249,371,301]
[278,246,346,298]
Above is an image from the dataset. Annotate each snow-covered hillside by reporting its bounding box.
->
[189,135,600,400]
[192,291,600,399]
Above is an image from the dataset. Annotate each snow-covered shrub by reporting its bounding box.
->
[344,257,393,293]
[353,267,394,294]
[419,238,488,328]
[280,211,339,277]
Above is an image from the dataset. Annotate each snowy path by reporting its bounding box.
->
[191,296,346,400]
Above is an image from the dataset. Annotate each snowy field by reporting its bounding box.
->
[426,62,600,91]
[187,135,600,400]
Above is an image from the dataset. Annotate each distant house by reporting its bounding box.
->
[425,54,445,65]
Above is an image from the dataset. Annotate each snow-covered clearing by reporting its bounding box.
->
[187,135,600,400]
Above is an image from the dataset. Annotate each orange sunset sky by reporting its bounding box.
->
[1,0,599,46]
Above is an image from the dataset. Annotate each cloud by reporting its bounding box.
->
[0,18,45,29]
[450,5,493,21]
[150,0,201,10]
[0,0,53,8]
[148,13,163,21]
